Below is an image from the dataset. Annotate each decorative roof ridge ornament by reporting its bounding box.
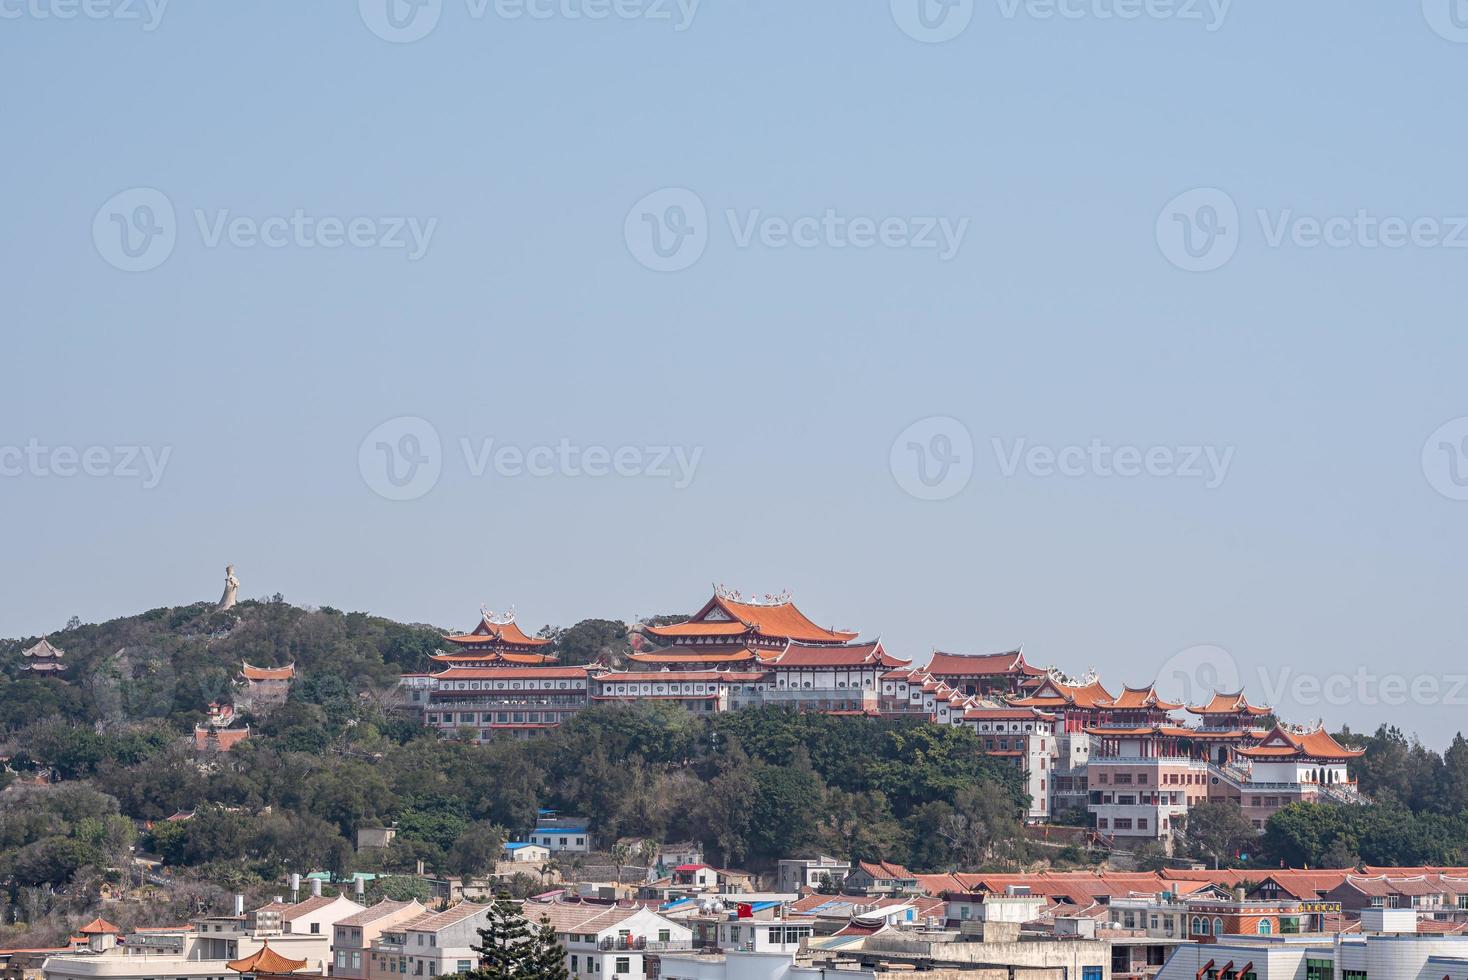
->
[713,583,792,606]
[480,605,517,625]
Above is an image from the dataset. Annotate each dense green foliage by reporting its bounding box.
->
[1,600,1029,896]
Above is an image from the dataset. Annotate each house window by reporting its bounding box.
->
[615,958,630,975]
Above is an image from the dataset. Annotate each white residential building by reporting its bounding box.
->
[524,898,692,980]
[400,902,492,978]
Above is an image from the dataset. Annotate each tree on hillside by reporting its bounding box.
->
[542,619,631,667]
[1130,841,1170,873]
[448,822,509,879]
[463,894,567,980]
[1181,801,1257,869]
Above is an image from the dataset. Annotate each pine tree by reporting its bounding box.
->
[465,893,568,980]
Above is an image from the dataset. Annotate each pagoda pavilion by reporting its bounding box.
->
[22,637,66,673]
[432,608,557,667]
[227,941,308,977]
[1010,673,1116,732]
[630,586,859,670]
[1234,723,1364,784]
[1187,690,1273,730]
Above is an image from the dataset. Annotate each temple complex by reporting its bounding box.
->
[398,586,1368,844]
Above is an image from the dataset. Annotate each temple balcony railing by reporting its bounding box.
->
[1088,756,1211,768]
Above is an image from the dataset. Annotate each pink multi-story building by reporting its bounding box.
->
[331,899,425,980]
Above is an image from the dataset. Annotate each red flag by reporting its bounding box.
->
[737,903,753,918]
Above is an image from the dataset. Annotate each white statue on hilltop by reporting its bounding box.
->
[217,565,240,611]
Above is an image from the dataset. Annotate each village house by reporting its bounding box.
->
[393,902,491,979]
[844,862,920,897]
[776,856,851,894]
[521,897,692,980]
[330,900,425,980]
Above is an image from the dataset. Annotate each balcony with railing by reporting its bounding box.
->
[597,937,692,952]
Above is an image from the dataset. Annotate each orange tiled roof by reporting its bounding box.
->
[193,725,250,752]
[1012,676,1115,710]
[445,612,552,649]
[645,592,858,645]
[1188,689,1271,716]
[240,662,295,681]
[628,645,760,665]
[1105,684,1182,711]
[1234,724,1364,760]
[926,649,1043,677]
[227,943,307,974]
[78,918,120,935]
[855,860,915,880]
[431,650,558,664]
[772,640,909,669]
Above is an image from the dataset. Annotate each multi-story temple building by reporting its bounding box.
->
[237,661,294,712]
[433,609,557,667]
[424,664,592,739]
[629,587,858,671]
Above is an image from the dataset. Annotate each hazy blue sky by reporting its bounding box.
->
[4,0,1468,746]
